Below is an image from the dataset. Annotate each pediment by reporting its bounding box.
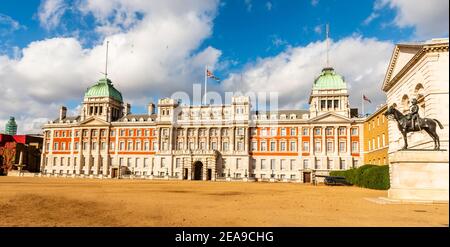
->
[382,44,422,91]
[79,117,110,126]
[309,112,351,123]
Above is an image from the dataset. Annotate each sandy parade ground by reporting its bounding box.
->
[0,176,447,227]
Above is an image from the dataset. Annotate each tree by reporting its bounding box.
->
[0,142,16,175]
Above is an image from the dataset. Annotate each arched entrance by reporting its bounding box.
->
[193,161,203,180]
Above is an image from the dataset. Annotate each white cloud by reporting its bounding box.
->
[38,0,67,30]
[266,2,272,11]
[222,37,394,112]
[1,0,221,134]
[311,0,319,7]
[0,13,23,35]
[314,25,322,34]
[374,0,449,39]
[363,12,379,25]
[244,0,252,12]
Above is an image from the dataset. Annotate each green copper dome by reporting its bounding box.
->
[313,67,347,90]
[84,78,123,102]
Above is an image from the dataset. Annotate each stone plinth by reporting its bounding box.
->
[388,150,449,202]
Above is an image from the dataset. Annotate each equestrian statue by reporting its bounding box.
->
[384,98,443,150]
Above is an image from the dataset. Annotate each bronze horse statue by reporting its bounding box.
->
[384,105,443,150]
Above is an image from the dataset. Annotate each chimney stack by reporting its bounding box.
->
[147,102,155,115]
[59,106,67,120]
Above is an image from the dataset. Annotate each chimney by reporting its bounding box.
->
[147,102,155,115]
[59,106,67,120]
[123,103,131,116]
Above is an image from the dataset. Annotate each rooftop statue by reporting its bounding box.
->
[384,98,443,150]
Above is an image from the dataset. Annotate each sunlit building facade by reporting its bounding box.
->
[40,67,365,183]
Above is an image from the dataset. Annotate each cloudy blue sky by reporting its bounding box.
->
[0,0,448,133]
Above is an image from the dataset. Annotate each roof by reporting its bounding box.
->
[313,67,346,90]
[84,78,123,102]
[253,109,309,118]
[53,116,80,122]
[118,114,157,122]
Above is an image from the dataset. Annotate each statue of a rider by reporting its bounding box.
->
[404,98,420,130]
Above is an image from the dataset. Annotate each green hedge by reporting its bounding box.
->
[329,165,390,190]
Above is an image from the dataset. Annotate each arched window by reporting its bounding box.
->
[401,95,409,113]
[414,83,426,116]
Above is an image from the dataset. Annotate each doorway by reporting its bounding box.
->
[193,161,203,180]
[303,172,311,183]
[111,168,118,178]
[207,169,212,180]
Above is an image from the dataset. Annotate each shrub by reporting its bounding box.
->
[329,165,390,190]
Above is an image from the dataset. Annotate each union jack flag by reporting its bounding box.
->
[363,95,372,103]
[207,69,220,81]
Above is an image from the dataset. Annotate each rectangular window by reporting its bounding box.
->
[110,130,115,136]
[314,128,321,135]
[145,130,150,136]
[130,130,134,136]
[261,129,267,136]
[290,128,296,136]
[92,142,97,150]
[315,159,321,169]
[326,128,333,136]
[161,158,166,168]
[270,159,276,170]
[302,142,309,152]
[340,159,346,170]
[280,142,286,151]
[315,141,321,153]
[74,142,79,151]
[127,141,133,151]
[144,158,149,168]
[236,158,241,169]
[281,128,286,136]
[61,142,66,150]
[83,142,88,150]
[270,141,276,151]
[144,142,149,151]
[120,130,125,136]
[127,158,131,167]
[351,128,358,136]
[302,128,309,136]
[303,159,309,169]
[261,142,267,151]
[137,130,141,136]
[326,141,333,152]
[136,141,141,151]
[352,141,359,153]
[290,141,296,152]
[270,128,277,136]
[54,142,59,150]
[176,158,181,168]
[119,142,125,151]
[251,142,257,151]
[261,159,267,170]
[290,160,295,171]
[339,141,346,153]
[280,160,285,170]
[339,127,346,135]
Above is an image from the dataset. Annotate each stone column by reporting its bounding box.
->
[206,128,210,150]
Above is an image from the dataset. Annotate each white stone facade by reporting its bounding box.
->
[382,38,449,152]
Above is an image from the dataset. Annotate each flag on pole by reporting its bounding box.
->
[363,95,372,103]
[206,69,220,81]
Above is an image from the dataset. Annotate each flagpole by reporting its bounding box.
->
[204,65,207,105]
[362,92,365,117]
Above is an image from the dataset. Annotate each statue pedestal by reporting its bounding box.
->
[388,150,448,202]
